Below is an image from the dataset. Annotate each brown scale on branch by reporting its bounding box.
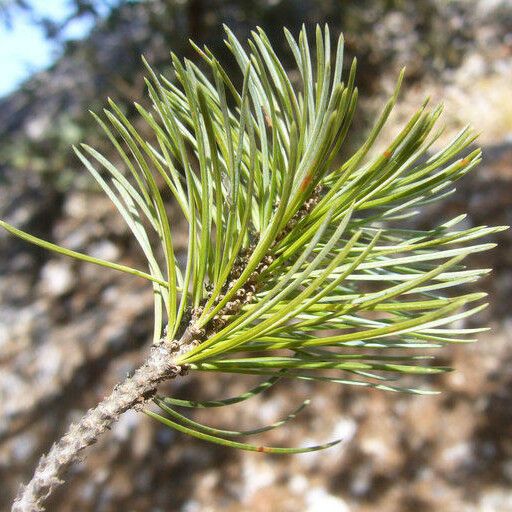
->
[182,186,325,344]
[276,184,324,243]
[183,252,266,343]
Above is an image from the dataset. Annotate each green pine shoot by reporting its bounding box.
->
[1,25,506,455]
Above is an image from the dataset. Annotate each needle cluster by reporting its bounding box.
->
[2,25,505,455]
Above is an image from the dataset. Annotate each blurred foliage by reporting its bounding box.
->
[0,0,30,29]
[0,0,489,193]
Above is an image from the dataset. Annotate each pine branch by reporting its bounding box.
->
[2,24,506,511]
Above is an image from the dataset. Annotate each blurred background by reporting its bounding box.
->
[0,1,511,510]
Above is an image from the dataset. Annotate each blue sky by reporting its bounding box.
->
[0,0,97,97]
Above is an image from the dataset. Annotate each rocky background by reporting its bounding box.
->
[1,1,512,511]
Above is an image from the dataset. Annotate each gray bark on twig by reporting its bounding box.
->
[12,337,190,512]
